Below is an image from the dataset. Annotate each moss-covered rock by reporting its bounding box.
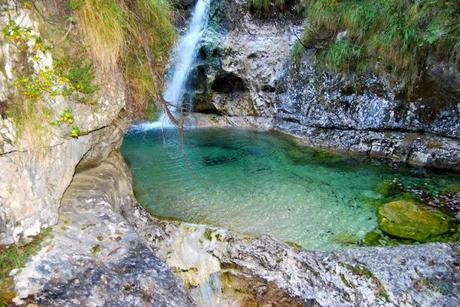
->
[363,230,382,246]
[377,200,452,241]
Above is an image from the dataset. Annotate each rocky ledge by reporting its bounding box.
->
[188,0,460,171]
[135,210,460,306]
[12,152,193,306]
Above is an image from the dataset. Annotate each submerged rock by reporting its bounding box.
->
[202,154,238,166]
[377,200,452,241]
[375,179,404,198]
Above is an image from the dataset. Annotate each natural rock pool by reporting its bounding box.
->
[122,128,460,250]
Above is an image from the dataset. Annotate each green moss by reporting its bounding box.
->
[285,240,303,250]
[334,233,360,245]
[90,244,100,256]
[340,273,353,288]
[415,277,451,295]
[0,228,51,306]
[204,228,213,241]
[377,200,452,241]
[363,230,382,246]
[440,184,460,194]
[374,179,403,198]
[344,263,389,301]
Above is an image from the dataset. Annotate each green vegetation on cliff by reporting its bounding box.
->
[1,0,176,140]
[71,0,176,116]
[250,0,286,13]
[291,0,460,93]
[1,18,83,143]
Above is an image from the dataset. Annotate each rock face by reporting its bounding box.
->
[0,5,127,243]
[13,152,194,305]
[191,0,302,118]
[14,147,458,306]
[276,54,460,171]
[191,0,460,171]
[125,204,460,306]
[378,200,452,241]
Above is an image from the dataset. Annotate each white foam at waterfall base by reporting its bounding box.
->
[132,0,210,132]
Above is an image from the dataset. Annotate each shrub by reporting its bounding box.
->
[72,0,176,117]
[294,0,460,94]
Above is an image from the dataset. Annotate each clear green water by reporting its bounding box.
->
[121,127,460,251]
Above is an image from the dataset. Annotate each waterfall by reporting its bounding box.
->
[135,0,211,131]
[192,272,224,307]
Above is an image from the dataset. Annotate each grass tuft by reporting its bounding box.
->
[293,0,460,94]
[72,0,176,117]
[249,0,289,16]
[73,0,126,70]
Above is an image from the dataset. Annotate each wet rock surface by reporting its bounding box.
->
[3,1,460,305]
[12,146,460,306]
[191,0,302,117]
[276,54,460,171]
[12,153,193,306]
[221,236,460,306]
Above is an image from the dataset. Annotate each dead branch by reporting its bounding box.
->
[129,0,183,130]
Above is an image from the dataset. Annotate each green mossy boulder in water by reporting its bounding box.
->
[377,200,452,241]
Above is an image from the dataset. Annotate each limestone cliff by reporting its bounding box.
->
[0,3,127,244]
[191,0,460,170]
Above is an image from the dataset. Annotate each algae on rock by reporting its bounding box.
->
[377,200,452,241]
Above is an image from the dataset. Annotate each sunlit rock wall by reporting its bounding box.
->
[0,3,127,243]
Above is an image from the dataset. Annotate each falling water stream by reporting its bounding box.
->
[136,0,210,130]
[130,1,224,304]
